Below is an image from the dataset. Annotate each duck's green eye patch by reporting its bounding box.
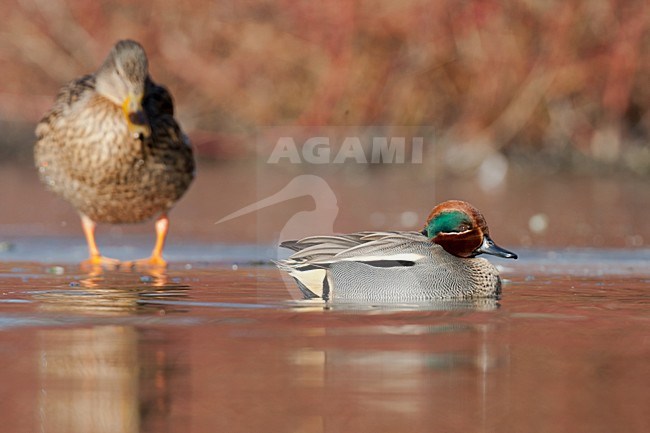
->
[425,210,472,238]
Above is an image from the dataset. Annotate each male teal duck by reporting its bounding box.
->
[277,200,517,301]
[34,40,194,267]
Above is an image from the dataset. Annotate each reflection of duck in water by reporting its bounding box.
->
[277,200,517,302]
[34,267,190,315]
[38,319,189,431]
[216,175,339,245]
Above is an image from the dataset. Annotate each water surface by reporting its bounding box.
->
[0,243,648,433]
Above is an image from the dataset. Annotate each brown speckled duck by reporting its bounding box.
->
[34,40,194,267]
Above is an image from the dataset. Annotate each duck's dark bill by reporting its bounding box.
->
[128,110,148,126]
[476,235,518,259]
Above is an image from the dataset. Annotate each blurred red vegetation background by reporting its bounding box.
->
[1,0,649,174]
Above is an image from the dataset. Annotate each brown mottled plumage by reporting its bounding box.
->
[34,40,194,267]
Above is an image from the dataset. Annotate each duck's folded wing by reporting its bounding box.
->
[327,233,428,265]
[285,243,355,261]
[280,234,363,252]
[281,231,428,266]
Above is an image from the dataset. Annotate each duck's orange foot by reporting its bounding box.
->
[121,255,168,270]
[81,255,121,270]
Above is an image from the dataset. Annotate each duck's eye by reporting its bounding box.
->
[457,223,471,232]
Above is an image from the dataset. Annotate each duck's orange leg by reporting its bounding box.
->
[80,214,120,268]
[122,214,169,269]
[149,214,169,267]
